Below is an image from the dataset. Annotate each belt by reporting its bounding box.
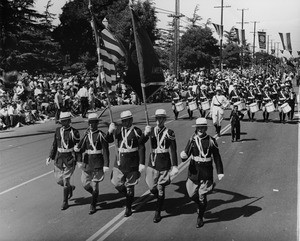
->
[153,149,169,154]
[85,150,103,155]
[118,147,138,153]
[58,147,74,153]
[214,104,221,106]
[192,156,212,162]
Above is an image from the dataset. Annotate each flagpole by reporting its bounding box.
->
[128,3,150,125]
[129,2,155,164]
[88,0,119,163]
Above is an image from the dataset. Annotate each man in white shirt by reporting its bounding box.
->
[77,83,89,118]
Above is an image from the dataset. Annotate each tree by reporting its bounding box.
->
[0,0,63,73]
[53,0,159,74]
[179,26,218,71]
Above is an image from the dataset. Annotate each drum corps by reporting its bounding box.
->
[46,71,297,229]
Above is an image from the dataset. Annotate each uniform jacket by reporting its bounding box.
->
[148,126,178,171]
[76,129,111,171]
[110,125,148,172]
[49,126,80,169]
[182,133,223,183]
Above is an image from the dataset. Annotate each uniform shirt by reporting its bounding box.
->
[110,125,148,172]
[148,126,178,171]
[182,133,223,182]
[76,129,111,170]
[49,126,80,169]
[211,94,228,108]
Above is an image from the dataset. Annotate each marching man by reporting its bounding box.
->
[180,118,224,228]
[145,109,178,223]
[46,112,80,210]
[74,113,112,214]
[211,86,228,137]
[109,110,150,217]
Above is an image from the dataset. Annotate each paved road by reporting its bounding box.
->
[0,99,299,241]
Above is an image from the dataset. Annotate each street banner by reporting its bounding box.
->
[258,31,266,49]
[279,32,292,52]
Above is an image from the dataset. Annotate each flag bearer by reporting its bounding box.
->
[46,112,80,210]
[109,110,150,217]
[74,113,112,214]
[145,109,178,223]
[180,118,224,228]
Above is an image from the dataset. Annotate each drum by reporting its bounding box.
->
[234,101,243,111]
[249,102,259,113]
[175,102,184,112]
[188,101,198,111]
[265,102,275,113]
[280,103,291,113]
[201,100,210,110]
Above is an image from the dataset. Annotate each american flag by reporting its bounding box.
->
[99,28,125,86]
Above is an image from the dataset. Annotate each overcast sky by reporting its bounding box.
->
[35,0,300,57]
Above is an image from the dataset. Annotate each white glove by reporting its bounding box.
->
[170,166,179,177]
[74,145,80,152]
[46,157,53,166]
[144,125,152,136]
[180,151,188,159]
[103,166,110,173]
[108,123,116,134]
[77,162,83,169]
[218,174,224,180]
[139,164,145,172]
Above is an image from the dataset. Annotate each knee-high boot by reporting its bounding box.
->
[89,189,98,215]
[61,186,69,210]
[153,195,164,223]
[124,194,134,217]
[196,198,207,228]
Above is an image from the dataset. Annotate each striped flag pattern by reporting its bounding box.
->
[279,32,292,52]
[99,28,125,85]
[212,23,223,38]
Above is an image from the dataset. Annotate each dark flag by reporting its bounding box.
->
[125,8,165,101]
[234,28,245,45]
[258,31,266,49]
[279,32,292,52]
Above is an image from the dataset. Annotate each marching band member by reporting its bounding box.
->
[186,86,195,120]
[255,82,263,110]
[74,113,112,214]
[197,84,208,118]
[270,82,279,109]
[229,82,241,105]
[287,84,296,120]
[109,110,150,217]
[211,86,228,137]
[145,109,178,223]
[171,86,181,120]
[245,83,257,121]
[277,84,290,123]
[180,118,224,228]
[262,85,272,122]
[46,112,80,210]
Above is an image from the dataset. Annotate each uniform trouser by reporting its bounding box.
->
[231,122,240,140]
[288,101,295,120]
[145,167,171,197]
[186,178,213,217]
[80,97,89,117]
[111,167,140,197]
[212,106,224,127]
[55,107,61,123]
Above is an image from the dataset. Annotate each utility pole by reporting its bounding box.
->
[214,0,230,74]
[169,0,184,80]
[250,21,259,63]
[237,8,248,74]
[275,42,280,58]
